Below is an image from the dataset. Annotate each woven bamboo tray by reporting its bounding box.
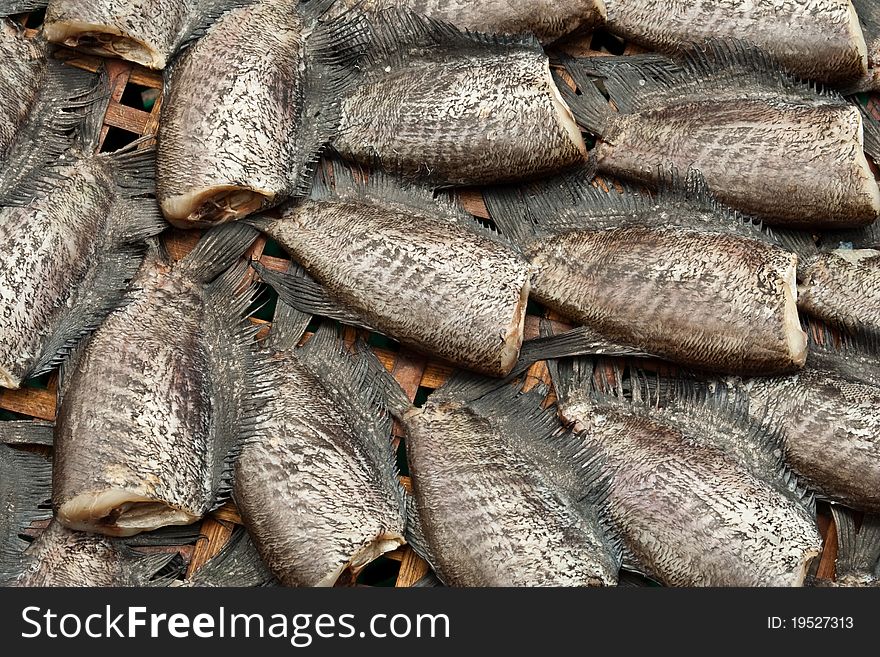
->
[3,13,844,585]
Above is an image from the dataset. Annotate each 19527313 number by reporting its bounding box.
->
[768,617,854,629]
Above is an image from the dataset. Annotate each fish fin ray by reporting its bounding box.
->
[178,222,260,283]
[831,506,880,582]
[0,420,54,446]
[188,527,277,587]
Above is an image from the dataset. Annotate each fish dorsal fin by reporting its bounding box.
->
[854,100,880,164]
[188,527,277,587]
[250,259,381,333]
[265,272,313,353]
[831,506,880,583]
[177,222,260,284]
[0,444,52,585]
[0,420,54,446]
[803,317,880,387]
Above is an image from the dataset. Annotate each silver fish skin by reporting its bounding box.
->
[0,146,165,390]
[563,49,880,228]
[44,0,194,69]
[739,368,880,513]
[604,0,868,87]
[52,224,262,537]
[551,360,822,586]
[484,171,807,376]
[324,0,606,43]
[332,10,586,186]
[403,380,620,587]
[252,166,531,377]
[235,322,407,587]
[799,249,880,335]
[157,0,363,227]
[10,521,177,587]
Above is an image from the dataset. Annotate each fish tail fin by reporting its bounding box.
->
[0,1,47,15]
[188,527,276,587]
[0,420,53,446]
[250,259,378,332]
[832,506,880,584]
[0,445,52,585]
[481,183,536,245]
[855,99,880,164]
[555,56,612,136]
[264,274,313,353]
[178,222,260,284]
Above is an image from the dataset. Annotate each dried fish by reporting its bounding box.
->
[830,506,880,586]
[157,0,365,226]
[52,223,265,536]
[853,0,880,89]
[799,249,880,336]
[332,9,587,186]
[803,317,880,388]
[484,168,807,375]
[235,316,407,587]
[603,0,869,87]
[561,46,880,228]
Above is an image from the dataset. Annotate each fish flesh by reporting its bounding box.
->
[730,368,880,513]
[235,316,408,587]
[603,0,869,87]
[323,0,607,43]
[545,356,822,586]
[799,249,880,335]
[0,85,166,389]
[853,0,880,89]
[331,9,587,186]
[251,164,531,377]
[0,20,96,192]
[52,223,265,536]
[829,506,880,586]
[402,375,620,586]
[44,0,192,69]
[156,0,365,226]
[561,47,880,228]
[484,168,807,375]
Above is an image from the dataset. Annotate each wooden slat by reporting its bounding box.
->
[185,517,235,579]
[815,512,838,581]
[104,101,152,134]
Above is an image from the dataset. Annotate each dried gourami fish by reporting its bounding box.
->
[0,86,166,390]
[484,168,807,375]
[561,47,880,228]
[603,0,868,87]
[799,249,880,335]
[0,20,97,191]
[402,375,620,586]
[830,506,880,586]
[545,356,821,587]
[728,367,880,513]
[235,316,408,587]
[186,527,276,587]
[803,318,880,387]
[43,0,247,69]
[251,165,531,377]
[332,10,587,186]
[852,0,880,89]
[157,0,364,226]
[53,223,265,537]
[323,0,606,43]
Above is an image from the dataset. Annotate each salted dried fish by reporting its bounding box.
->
[235,317,407,587]
[799,249,880,335]
[323,0,606,43]
[251,165,531,377]
[331,10,587,186]
[157,0,364,226]
[402,375,620,586]
[484,168,807,375]
[562,47,880,228]
[829,506,880,586]
[0,82,166,389]
[185,527,276,587]
[803,317,880,387]
[603,0,869,87]
[53,224,265,536]
[853,0,880,89]
[546,357,821,586]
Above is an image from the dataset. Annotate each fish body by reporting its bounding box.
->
[604,0,868,86]
[44,0,194,69]
[235,323,407,587]
[332,10,586,186]
[403,380,619,586]
[0,146,165,389]
[0,20,45,166]
[157,0,362,226]
[253,167,531,377]
[739,368,880,513]
[484,171,807,375]
[549,359,821,586]
[325,0,606,43]
[563,50,880,228]
[799,249,880,335]
[52,224,262,536]
[852,0,880,89]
